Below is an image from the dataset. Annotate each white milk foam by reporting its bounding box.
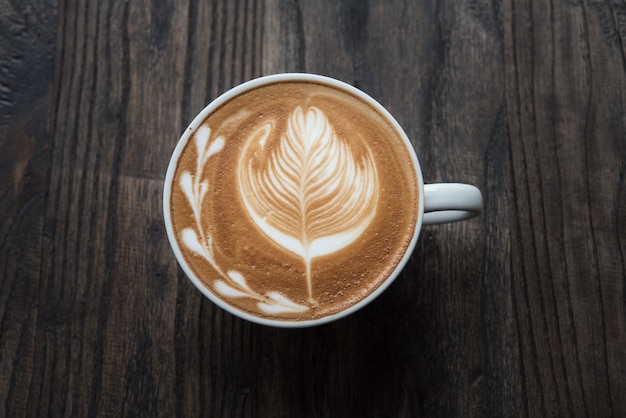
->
[238,106,379,302]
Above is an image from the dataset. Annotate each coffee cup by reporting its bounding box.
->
[163,73,483,327]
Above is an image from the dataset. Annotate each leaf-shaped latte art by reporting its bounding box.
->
[238,106,379,302]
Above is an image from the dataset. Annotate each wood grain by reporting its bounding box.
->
[505,1,626,416]
[0,0,624,417]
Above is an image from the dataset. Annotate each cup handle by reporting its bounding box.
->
[423,183,483,225]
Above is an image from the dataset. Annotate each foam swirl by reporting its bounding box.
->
[238,106,379,302]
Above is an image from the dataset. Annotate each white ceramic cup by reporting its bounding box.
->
[163,73,483,327]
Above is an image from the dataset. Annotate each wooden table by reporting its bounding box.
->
[2,1,625,416]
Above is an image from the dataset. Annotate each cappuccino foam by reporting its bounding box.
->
[169,80,419,321]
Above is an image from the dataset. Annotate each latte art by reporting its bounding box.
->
[179,125,309,314]
[168,80,419,321]
[238,106,379,304]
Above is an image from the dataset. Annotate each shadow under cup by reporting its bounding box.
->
[164,73,425,328]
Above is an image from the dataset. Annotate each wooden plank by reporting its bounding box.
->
[0,0,56,416]
[504,0,626,416]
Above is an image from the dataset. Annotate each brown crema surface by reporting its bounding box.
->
[170,80,419,321]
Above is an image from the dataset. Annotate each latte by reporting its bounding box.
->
[167,78,419,321]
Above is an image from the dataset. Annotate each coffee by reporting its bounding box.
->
[168,79,419,321]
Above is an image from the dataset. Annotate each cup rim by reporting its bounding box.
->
[163,73,425,327]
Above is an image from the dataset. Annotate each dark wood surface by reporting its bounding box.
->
[1,0,625,416]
